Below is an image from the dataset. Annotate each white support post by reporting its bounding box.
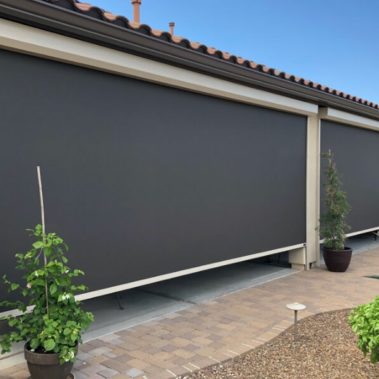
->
[288,246,307,270]
[306,113,321,267]
[289,113,321,270]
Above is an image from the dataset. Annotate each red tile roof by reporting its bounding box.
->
[46,0,379,111]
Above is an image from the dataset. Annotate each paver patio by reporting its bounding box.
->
[1,248,378,379]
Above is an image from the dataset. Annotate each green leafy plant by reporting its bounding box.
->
[0,225,94,363]
[320,150,351,250]
[349,296,379,363]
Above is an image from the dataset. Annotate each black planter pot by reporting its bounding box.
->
[24,344,74,379]
[323,246,352,272]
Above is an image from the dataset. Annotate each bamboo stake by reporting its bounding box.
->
[37,166,49,316]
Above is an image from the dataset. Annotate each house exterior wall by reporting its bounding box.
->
[0,16,379,310]
[0,48,307,306]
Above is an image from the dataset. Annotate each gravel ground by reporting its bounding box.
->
[179,309,379,379]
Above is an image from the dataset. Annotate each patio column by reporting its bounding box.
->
[289,112,321,270]
[306,113,321,267]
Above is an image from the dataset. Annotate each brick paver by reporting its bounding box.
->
[1,248,378,378]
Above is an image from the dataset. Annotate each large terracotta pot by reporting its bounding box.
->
[24,344,74,379]
[323,246,352,272]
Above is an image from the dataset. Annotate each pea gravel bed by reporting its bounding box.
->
[179,309,379,379]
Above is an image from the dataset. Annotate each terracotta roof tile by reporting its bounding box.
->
[43,0,378,111]
[73,2,91,12]
[190,42,200,50]
[103,11,117,22]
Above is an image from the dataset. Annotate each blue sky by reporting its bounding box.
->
[86,0,379,104]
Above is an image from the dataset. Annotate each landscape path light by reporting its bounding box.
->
[286,302,306,341]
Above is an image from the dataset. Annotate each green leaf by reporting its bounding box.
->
[8,318,18,327]
[30,338,39,349]
[34,224,42,236]
[49,284,57,296]
[10,283,20,291]
[76,285,87,292]
[43,339,56,352]
[32,279,45,287]
[32,241,44,249]
[43,247,53,257]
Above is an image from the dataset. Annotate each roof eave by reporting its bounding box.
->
[1,0,378,121]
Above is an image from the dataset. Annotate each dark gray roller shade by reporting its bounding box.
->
[321,120,379,233]
[0,49,306,305]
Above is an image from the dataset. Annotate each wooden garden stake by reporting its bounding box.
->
[37,166,49,316]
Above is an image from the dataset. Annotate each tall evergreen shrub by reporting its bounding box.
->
[320,150,351,250]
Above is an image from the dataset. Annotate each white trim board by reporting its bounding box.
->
[319,226,379,244]
[346,226,379,238]
[76,243,304,301]
[0,19,317,116]
[320,107,379,131]
[0,242,304,317]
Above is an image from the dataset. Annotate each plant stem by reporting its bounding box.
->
[37,166,49,317]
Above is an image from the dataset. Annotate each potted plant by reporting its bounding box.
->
[320,150,352,272]
[0,224,94,379]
